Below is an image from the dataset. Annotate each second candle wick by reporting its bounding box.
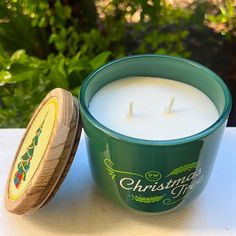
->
[127,102,133,118]
[166,97,176,114]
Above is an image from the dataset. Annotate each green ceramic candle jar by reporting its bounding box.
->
[79,55,232,214]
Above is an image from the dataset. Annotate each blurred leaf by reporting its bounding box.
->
[67,59,90,74]
[71,86,81,96]
[9,63,35,83]
[0,71,12,85]
[47,62,68,89]
[90,51,111,69]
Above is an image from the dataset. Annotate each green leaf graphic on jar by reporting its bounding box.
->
[104,159,143,180]
[131,194,165,203]
[167,162,198,176]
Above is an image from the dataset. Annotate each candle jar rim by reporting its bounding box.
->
[79,54,232,146]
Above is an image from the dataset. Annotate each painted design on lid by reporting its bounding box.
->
[9,97,58,200]
[13,112,48,189]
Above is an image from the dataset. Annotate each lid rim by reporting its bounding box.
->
[34,97,81,212]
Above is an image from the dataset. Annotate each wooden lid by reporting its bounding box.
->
[5,88,82,215]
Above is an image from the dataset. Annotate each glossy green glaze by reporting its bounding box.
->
[79,55,232,214]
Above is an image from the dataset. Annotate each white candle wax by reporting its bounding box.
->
[89,77,219,140]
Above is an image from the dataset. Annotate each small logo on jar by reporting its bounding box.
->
[145,171,162,182]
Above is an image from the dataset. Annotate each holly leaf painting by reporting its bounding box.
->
[131,194,165,204]
[167,162,198,177]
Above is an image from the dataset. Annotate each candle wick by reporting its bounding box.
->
[127,102,133,118]
[166,97,175,114]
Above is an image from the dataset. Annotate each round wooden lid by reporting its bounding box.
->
[5,88,82,215]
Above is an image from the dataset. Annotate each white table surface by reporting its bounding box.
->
[0,128,236,236]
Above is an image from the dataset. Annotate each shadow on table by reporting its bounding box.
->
[25,182,201,235]
[22,139,236,235]
[24,149,234,235]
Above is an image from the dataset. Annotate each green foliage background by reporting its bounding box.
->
[0,0,235,127]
